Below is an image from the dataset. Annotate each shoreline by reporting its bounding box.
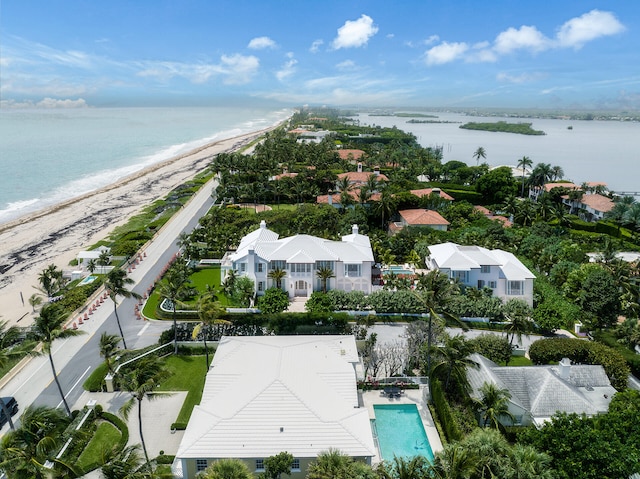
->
[0,125,276,327]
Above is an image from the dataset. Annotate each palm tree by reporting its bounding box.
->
[101,444,162,479]
[502,299,533,347]
[429,442,478,479]
[429,333,478,392]
[267,267,287,290]
[155,262,192,354]
[316,266,335,293]
[390,456,430,479]
[221,269,237,298]
[473,382,515,430]
[413,270,463,379]
[199,458,253,479]
[0,405,73,479]
[517,156,533,197]
[306,449,355,479]
[550,165,564,181]
[506,444,555,479]
[98,250,111,268]
[372,185,397,228]
[118,356,170,469]
[87,258,97,274]
[193,296,226,371]
[28,293,43,313]
[105,268,141,350]
[31,304,83,416]
[473,146,487,166]
[99,332,122,374]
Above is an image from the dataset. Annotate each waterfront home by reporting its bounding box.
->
[426,242,535,306]
[409,188,454,201]
[467,353,616,428]
[562,193,614,221]
[221,221,375,297]
[173,335,376,479]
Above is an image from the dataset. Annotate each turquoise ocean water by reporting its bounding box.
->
[0,106,291,224]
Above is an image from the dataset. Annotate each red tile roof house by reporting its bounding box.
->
[410,188,454,201]
[337,149,366,163]
[389,209,450,233]
[474,205,513,227]
[336,170,389,186]
[562,193,614,221]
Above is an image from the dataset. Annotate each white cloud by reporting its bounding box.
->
[386,33,395,39]
[276,56,297,81]
[248,36,277,50]
[309,39,324,53]
[497,71,547,84]
[219,54,260,84]
[556,10,625,49]
[425,42,469,65]
[493,25,550,54]
[425,35,440,46]
[336,60,357,71]
[332,14,378,49]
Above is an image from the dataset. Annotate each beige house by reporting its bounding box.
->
[389,209,450,233]
[173,336,376,478]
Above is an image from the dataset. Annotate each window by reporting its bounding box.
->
[291,263,311,273]
[489,281,497,289]
[507,281,524,295]
[316,260,334,271]
[344,264,361,277]
[196,459,208,472]
[239,263,246,272]
[477,280,485,288]
[255,459,265,472]
[452,270,469,283]
[270,260,286,270]
[258,281,264,292]
[481,265,491,274]
[256,262,264,273]
[291,459,301,472]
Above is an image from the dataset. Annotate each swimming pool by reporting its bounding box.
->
[79,275,97,285]
[382,266,415,276]
[373,404,434,461]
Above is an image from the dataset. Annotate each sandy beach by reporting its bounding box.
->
[0,127,271,328]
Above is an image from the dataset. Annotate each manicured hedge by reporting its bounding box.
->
[528,337,629,390]
[430,378,463,442]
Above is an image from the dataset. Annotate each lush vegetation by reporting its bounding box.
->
[460,121,546,135]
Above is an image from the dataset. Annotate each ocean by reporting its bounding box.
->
[357,112,640,195]
[0,106,292,224]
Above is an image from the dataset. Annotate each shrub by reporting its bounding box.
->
[430,378,463,442]
[258,288,290,314]
[529,337,629,390]
[468,333,512,365]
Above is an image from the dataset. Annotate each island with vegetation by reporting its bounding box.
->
[370,112,439,118]
[407,119,462,124]
[460,120,546,135]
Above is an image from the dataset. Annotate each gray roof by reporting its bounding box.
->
[467,353,616,422]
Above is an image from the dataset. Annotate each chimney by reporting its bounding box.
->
[260,220,266,229]
[328,194,333,206]
[352,224,359,235]
[558,357,571,380]
[357,162,363,173]
[374,166,380,175]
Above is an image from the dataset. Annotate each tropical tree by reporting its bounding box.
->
[87,258,97,274]
[105,268,141,350]
[0,405,73,479]
[502,299,534,346]
[372,185,398,228]
[306,449,357,479]
[98,250,111,269]
[31,304,83,416]
[193,296,226,370]
[28,293,43,313]
[221,269,237,298]
[118,356,170,469]
[429,333,478,392]
[550,165,564,181]
[268,267,287,290]
[413,270,463,379]
[528,162,553,188]
[516,156,533,197]
[199,458,253,479]
[37,264,62,297]
[101,444,164,479]
[155,262,192,354]
[473,146,487,166]
[429,441,478,479]
[316,266,336,293]
[99,332,122,374]
[473,381,516,430]
[387,455,430,479]
[264,451,294,479]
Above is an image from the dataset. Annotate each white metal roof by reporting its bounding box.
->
[176,336,375,460]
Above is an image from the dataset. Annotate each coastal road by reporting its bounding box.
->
[0,177,219,433]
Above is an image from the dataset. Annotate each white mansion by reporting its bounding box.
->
[221,221,375,297]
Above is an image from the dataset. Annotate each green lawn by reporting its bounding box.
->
[157,355,208,428]
[508,355,533,366]
[77,421,121,470]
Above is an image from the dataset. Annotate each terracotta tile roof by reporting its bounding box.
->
[474,205,491,215]
[337,171,389,184]
[544,182,579,192]
[316,189,381,204]
[272,172,298,180]
[337,149,366,160]
[474,205,513,227]
[410,188,454,201]
[399,209,450,226]
[580,193,614,213]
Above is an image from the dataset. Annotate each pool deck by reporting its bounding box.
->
[360,387,443,463]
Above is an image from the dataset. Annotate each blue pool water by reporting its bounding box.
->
[382,266,415,276]
[79,275,97,285]
[373,404,434,461]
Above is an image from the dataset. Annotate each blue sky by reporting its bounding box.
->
[1,0,638,109]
